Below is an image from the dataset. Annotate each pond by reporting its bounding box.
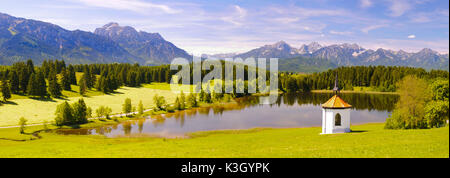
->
[54,92,399,138]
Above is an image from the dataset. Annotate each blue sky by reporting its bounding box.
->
[1,0,448,54]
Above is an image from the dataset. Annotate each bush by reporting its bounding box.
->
[187,93,198,107]
[19,117,27,134]
[166,105,175,113]
[138,100,144,115]
[96,106,112,119]
[122,98,132,115]
[153,94,166,111]
[384,76,430,129]
[424,100,449,128]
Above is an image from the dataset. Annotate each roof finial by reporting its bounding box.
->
[333,73,339,95]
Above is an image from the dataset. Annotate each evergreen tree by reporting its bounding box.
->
[55,101,74,126]
[126,71,137,87]
[9,71,19,94]
[79,76,87,95]
[61,68,71,91]
[82,68,92,89]
[68,65,77,85]
[26,59,35,74]
[187,93,198,107]
[199,88,205,102]
[90,69,97,89]
[174,96,181,110]
[72,98,88,124]
[14,62,31,93]
[180,91,186,109]
[123,98,132,115]
[26,73,38,96]
[138,100,144,115]
[36,71,48,98]
[96,75,106,93]
[205,85,212,103]
[1,78,11,102]
[48,72,62,98]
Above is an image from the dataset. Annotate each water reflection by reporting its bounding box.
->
[54,93,398,138]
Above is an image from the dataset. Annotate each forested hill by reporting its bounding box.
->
[0,12,190,66]
[279,66,449,93]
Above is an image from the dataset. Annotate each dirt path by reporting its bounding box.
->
[0,108,154,129]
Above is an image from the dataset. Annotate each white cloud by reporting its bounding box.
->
[387,0,412,17]
[71,0,180,14]
[361,38,449,54]
[269,17,300,24]
[409,9,449,23]
[410,13,431,23]
[361,24,386,33]
[407,34,416,39]
[360,0,373,8]
[221,5,247,26]
[329,30,353,35]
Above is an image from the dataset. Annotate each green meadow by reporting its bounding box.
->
[0,123,447,158]
[0,83,181,127]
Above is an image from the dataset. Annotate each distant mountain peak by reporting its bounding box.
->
[103,22,120,28]
[270,40,291,49]
[418,48,437,54]
[308,41,321,46]
[0,12,192,65]
[94,22,190,64]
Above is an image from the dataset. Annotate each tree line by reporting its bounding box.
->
[279,66,449,92]
[0,60,178,101]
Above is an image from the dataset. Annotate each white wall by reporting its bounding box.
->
[321,108,351,134]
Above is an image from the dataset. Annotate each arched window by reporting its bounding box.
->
[335,113,341,126]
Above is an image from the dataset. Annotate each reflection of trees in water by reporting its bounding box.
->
[151,115,166,127]
[198,107,211,115]
[260,93,397,111]
[184,109,198,117]
[171,111,186,128]
[95,128,104,135]
[234,92,397,111]
[138,119,144,133]
[122,122,132,135]
[212,106,225,115]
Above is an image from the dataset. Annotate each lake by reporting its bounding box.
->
[54,92,399,138]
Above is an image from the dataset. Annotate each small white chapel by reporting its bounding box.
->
[321,74,352,134]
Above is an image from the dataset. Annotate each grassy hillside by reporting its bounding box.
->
[0,123,447,157]
[0,83,180,127]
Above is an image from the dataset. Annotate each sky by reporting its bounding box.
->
[1,0,449,55]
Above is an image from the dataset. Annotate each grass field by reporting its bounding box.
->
[0,83,180,127]
[0,123,447,158]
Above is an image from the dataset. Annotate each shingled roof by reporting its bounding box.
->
[322,95,352,109]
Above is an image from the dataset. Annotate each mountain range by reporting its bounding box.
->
[0,12,448,72]
[204,41,449,72]
[0,12,190,65]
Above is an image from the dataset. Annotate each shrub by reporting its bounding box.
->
[19,117,27,134]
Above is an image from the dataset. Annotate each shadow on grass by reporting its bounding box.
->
[0,137,28,142]
[1,100,18,105]
[350,130,368,133]
[28,96,70,102]
[0,130,44,142]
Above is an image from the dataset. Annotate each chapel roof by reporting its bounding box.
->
[322,95,352,109]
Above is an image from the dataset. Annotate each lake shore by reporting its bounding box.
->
[311,89,398,95]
